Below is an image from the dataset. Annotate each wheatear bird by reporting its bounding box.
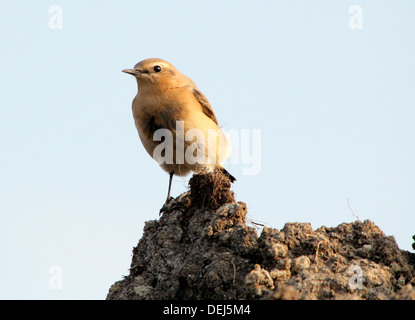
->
[122,58,235,202]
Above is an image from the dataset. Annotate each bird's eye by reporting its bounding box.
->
[154,65,162,72]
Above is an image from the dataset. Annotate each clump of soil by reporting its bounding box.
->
[188,169,235,210]
[107,171,415,300]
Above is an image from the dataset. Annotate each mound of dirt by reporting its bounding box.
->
[106,171,415,300]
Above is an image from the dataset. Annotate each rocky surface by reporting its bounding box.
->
[107,171,415,300]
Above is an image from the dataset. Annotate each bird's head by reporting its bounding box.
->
[122,58,195,91]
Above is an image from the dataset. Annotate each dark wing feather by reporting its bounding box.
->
[143,106,177,139]
[192,88,218,125]
[159,106,178,131]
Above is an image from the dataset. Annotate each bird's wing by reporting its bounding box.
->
[192,88,219,125]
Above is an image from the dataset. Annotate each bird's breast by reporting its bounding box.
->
[132,92,179,141]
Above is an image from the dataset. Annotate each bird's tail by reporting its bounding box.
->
[221,168,236,183]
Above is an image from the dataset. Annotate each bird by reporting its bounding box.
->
[122,58,235,203]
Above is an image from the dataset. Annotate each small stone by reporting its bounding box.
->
[362,244,372,251]
[203,226,214,237]
[292,256,311,273]
[390,262,401,274]
[268,243,288,260]
[270,285,299,300]
[245,264,275,297]
[133,285,153,299]
[270,268,291,281]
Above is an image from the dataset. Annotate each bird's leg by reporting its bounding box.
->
[166,171,174,202]
[160,172,174,215]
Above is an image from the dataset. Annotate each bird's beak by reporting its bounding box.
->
[122,69,141,76]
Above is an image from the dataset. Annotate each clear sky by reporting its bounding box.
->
[1,1,414,299]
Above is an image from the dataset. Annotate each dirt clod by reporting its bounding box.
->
[188,169,235,210]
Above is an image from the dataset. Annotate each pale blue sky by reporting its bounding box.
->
[1,1,414,299]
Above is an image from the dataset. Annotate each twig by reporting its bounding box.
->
[347,198,359,220]
[230,260,236,286]
[250,220,265,227]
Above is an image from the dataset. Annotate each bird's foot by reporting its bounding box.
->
[159,196,174,215]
